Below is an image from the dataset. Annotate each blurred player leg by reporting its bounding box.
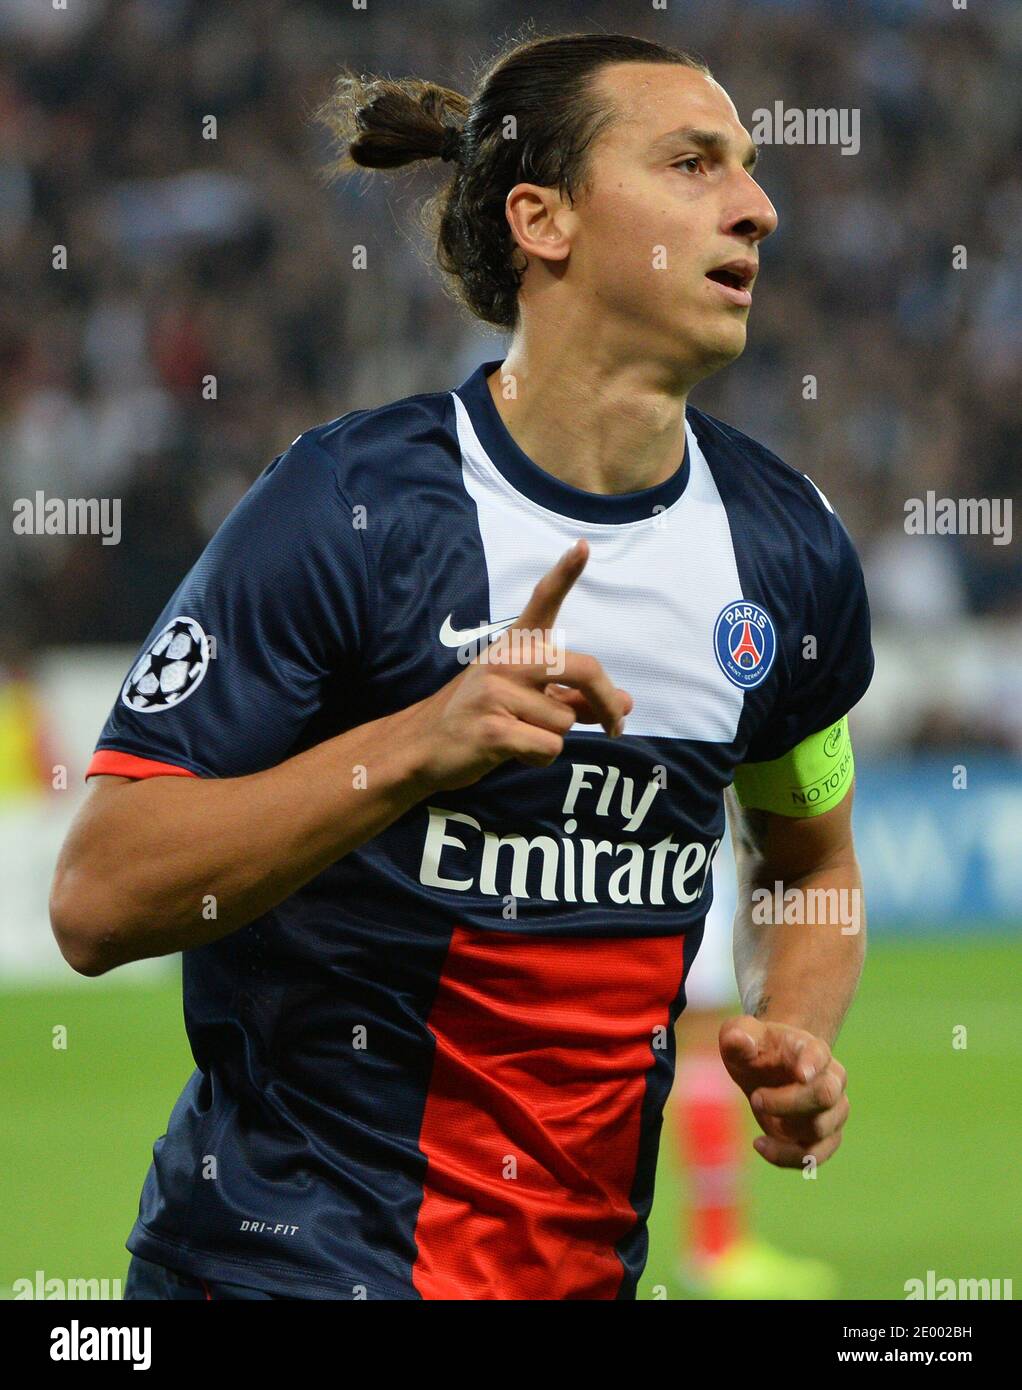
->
[673,815,839,1299]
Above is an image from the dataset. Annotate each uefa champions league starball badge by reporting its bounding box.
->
[120,616,211,713]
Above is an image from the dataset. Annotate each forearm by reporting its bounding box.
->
[733,856,866,1046]
[51,701,432,971]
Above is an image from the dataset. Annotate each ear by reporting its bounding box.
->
[504,183,575,264]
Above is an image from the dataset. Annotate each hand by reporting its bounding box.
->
[718,1014,849,1169]
[411,539,633,792]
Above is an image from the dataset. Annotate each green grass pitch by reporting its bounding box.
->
[2,935,1019,1299]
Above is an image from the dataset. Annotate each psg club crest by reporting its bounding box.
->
[121,616,210,714]
[713,601,776,690]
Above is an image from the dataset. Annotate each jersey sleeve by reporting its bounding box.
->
[88,433,370,781]
[740,496,874,767]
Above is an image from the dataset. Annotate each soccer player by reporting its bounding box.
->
[50,33,873,1300]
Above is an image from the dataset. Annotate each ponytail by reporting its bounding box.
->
[318,73,469,173]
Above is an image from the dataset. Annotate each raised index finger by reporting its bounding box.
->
[514,539,589,637]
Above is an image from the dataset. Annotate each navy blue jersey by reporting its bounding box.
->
[89,360,874,1299]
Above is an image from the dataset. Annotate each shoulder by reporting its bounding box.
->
[688,406,837,529]
[687,404,860,578]
[287,388,459,507]
[194,388,456,586]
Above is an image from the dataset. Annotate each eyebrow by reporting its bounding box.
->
[653,126,760,171]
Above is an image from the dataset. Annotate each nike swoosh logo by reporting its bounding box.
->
[439,613,518,647]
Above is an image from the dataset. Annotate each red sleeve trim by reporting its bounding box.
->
[86,749,200,781]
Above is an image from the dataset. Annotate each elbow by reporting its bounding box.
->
[49,867,125,977]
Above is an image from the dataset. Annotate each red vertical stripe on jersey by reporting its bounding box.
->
[412,926,687,1300]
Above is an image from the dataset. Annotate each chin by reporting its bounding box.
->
[689,323,747,375]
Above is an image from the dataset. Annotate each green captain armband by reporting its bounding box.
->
[733,716,854,818]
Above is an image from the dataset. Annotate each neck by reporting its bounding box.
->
[487,318,693,497]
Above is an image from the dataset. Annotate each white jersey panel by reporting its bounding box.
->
[452,392,746,742]
[683,815,739,1009]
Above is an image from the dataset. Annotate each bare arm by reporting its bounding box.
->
[717,780,865,1169]
[51,706,434,975]
[51,541,631,976]
[727,780,865,1046]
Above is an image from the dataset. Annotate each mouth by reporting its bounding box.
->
[705,259,757,307]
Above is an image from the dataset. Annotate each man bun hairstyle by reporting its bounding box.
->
[322,76,470,170]
[317,33,709,330]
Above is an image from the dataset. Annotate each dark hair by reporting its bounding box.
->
[317,33,710,330]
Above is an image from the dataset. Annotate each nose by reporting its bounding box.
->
[726,172,778,244]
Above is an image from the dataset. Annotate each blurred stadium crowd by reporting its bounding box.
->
[1,0,1019,659]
